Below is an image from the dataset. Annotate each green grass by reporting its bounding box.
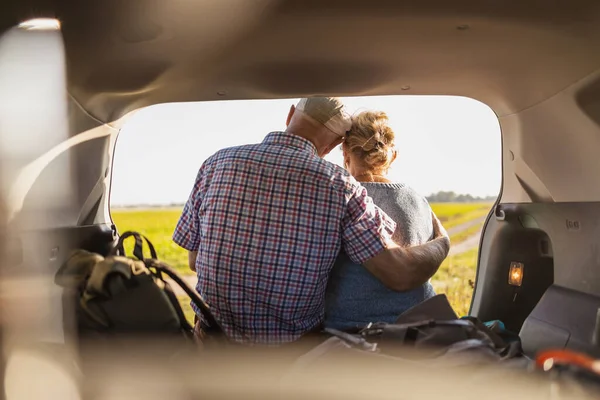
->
[426,203,490,314]
[431,248,479,316]
[178,296,196,325]
[111,208,190,274]
[112,203,491,315]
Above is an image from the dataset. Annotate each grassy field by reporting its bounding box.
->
[431,248,479,316]
[111,202,490,317]
[431,203,490,230]
[111,209,191,273]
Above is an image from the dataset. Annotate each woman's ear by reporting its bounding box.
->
[343,146,352,169]
[342,143,350,158]
[391,149,398,164]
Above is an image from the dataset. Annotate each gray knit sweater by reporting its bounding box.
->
[324,182,436,331]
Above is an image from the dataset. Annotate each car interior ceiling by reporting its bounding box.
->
[2,0,600,358]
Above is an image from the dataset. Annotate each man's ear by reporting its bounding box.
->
[322,136,345,157]
[391,149,398,163]
[286,105,295,127]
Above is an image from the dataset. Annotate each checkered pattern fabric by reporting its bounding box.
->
[173,132,396,344]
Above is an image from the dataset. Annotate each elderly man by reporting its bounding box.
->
[173,97,449,345]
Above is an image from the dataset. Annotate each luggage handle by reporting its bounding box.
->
[364,319,504,348]
[111,231,158,261]
[363,319,474,335]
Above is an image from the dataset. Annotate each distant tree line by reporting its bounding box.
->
[113,192,496,209]
[112,202,185,209]
[426,191,496,203]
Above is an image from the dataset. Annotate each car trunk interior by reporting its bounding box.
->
[2,0,600,358]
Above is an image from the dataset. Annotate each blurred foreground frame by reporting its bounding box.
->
[0,12,597,400]
[0,18,80,400]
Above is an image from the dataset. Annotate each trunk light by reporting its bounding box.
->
[508,262,524,286]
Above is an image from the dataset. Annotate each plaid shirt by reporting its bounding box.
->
[173,132,396,344]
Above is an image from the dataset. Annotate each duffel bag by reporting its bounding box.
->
[318,294,524,366]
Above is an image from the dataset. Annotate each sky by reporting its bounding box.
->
[110,96,501,206]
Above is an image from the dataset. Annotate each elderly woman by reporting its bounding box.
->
[324,110,437,331]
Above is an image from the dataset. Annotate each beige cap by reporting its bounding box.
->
[296,97,352,137]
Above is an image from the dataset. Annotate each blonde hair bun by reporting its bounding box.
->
[346,111,396,172]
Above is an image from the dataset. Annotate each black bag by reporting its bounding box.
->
[331,317,522,362]
[55,231,223,340]
[322,295,524,367]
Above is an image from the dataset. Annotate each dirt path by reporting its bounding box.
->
[446,216,486,236]
[444,216,486,256]
[449,230,482,255]
[447,216,486,256]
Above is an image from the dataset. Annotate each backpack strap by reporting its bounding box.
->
[148,260,224,335]
[160,280,195,337]
[111,231,158,260]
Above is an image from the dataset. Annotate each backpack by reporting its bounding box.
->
[55,231,223,342]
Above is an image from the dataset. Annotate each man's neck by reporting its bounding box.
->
[285,128,324,157]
